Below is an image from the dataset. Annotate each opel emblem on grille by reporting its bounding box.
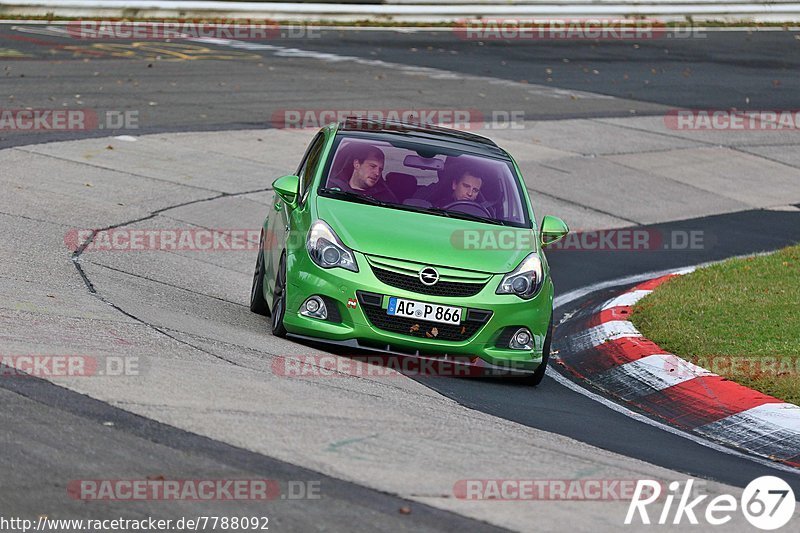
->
[419,267,439,286]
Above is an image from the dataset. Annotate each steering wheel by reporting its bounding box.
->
[441,200,493,218]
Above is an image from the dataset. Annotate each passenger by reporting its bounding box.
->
[328,145,397,203]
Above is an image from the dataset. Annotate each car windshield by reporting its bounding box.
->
[318,134,531,228]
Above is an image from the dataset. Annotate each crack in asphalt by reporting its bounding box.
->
[69,185,274,368]
[0,209,75,228]
[730,145,800,171]
[86,261,248,308]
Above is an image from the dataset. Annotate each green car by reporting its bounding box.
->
[250,118,568,384]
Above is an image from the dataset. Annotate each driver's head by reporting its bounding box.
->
[350,145,385,191]
[452,171,482,202]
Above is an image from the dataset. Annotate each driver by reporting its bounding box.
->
[328,144,397,203]
[437,170,482,207]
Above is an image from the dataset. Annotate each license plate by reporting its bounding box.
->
[386,297,462,325]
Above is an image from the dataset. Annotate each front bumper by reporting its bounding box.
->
[282,251,553,372]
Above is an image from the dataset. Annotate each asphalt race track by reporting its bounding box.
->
[1,22,800,531]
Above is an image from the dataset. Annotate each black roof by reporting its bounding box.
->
[337,116,503,154]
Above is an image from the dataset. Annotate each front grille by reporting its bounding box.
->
[357,291,491,342]
[371,266,486,297]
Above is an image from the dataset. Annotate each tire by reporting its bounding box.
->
[249,247,271,316]
[520,315,553,386]
[271,253,288,337]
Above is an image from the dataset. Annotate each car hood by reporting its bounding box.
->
[316,196,537,274]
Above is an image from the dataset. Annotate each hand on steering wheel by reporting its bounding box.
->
[440,200,493,218]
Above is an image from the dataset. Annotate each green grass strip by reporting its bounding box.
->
[631,244,800,405]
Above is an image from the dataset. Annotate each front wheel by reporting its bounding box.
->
[249,247,271,316]
[271,253,288,337]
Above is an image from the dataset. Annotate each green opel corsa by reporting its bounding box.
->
[250,118,568,385]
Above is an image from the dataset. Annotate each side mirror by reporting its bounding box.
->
[540,215,569,246]
[272,175,300,208]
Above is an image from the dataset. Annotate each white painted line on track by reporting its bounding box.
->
[601,289,652,310]
[722,403,800,434]
[189,35,615,100]
[566,320,642,352]
[594,353,716,396]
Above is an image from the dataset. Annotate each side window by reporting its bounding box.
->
[297,133,326,205]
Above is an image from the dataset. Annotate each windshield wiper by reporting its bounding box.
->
[319,188,387,206]
[426,207,510,226]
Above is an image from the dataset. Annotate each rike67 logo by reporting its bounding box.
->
[626,477,796,530]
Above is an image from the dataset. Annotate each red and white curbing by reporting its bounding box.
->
[558,268,800,468]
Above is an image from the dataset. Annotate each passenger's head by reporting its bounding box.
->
[350,145,385,190]
[452,171,482,202]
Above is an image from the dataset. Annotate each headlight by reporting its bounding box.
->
[496,253,543,299]
[307,220,358,272]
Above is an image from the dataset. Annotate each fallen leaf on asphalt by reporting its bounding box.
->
[399,507,411,515]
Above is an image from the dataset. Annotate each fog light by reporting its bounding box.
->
[509,328,533,350]
[300,296,327,320]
